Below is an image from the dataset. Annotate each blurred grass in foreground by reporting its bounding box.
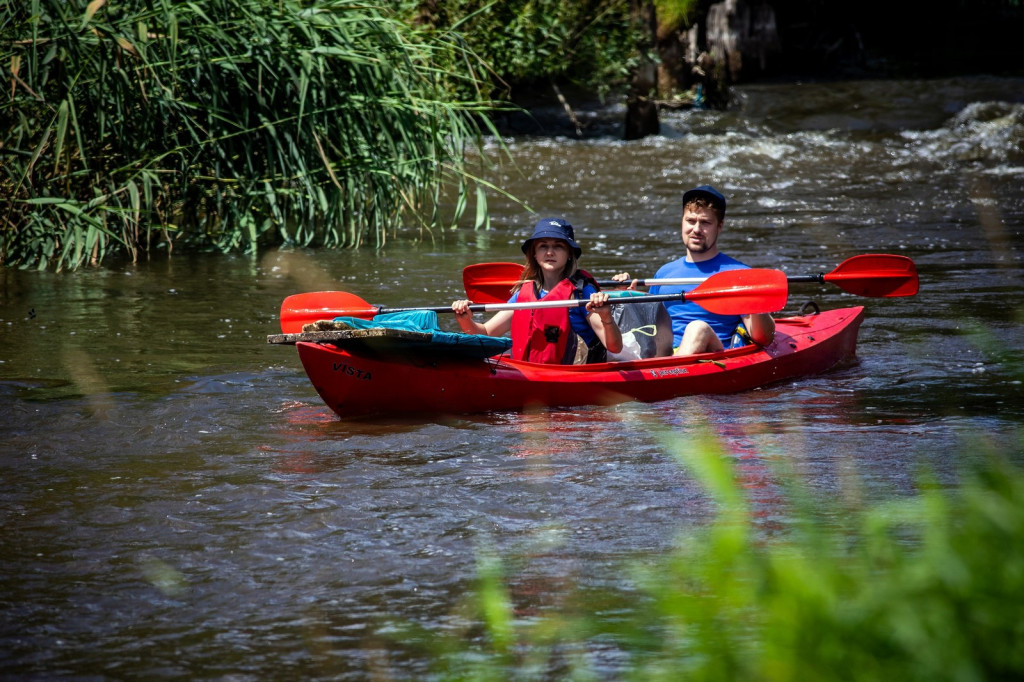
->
[391,429,1024,680]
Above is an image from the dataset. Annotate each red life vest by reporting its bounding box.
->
[510,271,598,364]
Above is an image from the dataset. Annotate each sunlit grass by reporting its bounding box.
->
[1,0,509,270]
[414,0,647,100]
[654,0,700,35]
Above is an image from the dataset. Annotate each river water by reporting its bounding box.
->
[2,77,1023,679]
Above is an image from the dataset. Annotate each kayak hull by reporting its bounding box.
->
[295,306,865,419]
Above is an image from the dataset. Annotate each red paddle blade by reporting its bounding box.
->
[279,291,377,333]
[462,262,523,302]
[824,254,919,297]
[688,268,789,314]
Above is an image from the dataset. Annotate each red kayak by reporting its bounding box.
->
[289,306,865,419]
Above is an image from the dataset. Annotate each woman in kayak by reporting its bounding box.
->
[452,217,623,364]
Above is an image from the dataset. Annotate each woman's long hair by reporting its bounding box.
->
[512,240,579,294]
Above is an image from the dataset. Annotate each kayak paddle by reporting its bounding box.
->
[462,253,918,303]
[279,268,788,333]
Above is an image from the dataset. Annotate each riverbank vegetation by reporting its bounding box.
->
[3,0,672,271]
[405,0,651,100]
[4,0,1022,270]
[395,429,1024,679]
[1,0,513,270]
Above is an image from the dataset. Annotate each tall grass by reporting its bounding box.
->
[414,0,648,100]
[1,0,506,270]
[391,429,1024,680]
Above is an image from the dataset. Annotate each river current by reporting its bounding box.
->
[1,76,1022,679]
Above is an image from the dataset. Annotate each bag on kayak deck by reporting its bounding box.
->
[608,293,665,361]
[608,329,645,362]
[329,310,512,358]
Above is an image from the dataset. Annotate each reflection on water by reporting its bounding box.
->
[0,77,1022,678]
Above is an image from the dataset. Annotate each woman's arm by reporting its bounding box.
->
[452,300,513,337]
[586,292,623,354]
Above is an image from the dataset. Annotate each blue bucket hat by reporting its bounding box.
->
[521,217,582,258]
[682,185,727,216]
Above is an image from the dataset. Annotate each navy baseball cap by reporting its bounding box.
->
[682,185,727,216]
[521,217,582,258]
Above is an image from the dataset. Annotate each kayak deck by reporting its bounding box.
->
[287,306,865,419]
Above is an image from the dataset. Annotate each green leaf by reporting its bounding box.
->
[474,184,489,231]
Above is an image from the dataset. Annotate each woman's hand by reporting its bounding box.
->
[586,291,614,324]
[586,292,622,354]
[451,299,474,331]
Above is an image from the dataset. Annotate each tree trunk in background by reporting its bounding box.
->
[707,0,780,82]
[650,0,780,114]
[624,1,661,140]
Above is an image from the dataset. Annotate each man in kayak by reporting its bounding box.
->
[616,185,775,355]
[452,217,623,364]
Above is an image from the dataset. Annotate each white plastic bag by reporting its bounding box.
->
[607,330,644,362]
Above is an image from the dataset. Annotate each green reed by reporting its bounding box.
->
[1,0,507,270]
[410,0,648,101]
[391,428,1024,680]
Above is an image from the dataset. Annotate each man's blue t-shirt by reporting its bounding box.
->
[648,252,749,347]
[509,282,599,346]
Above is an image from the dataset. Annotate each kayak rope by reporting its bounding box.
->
[483,349,509,374]
[628,324,658,338]
[799,300,821,316]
